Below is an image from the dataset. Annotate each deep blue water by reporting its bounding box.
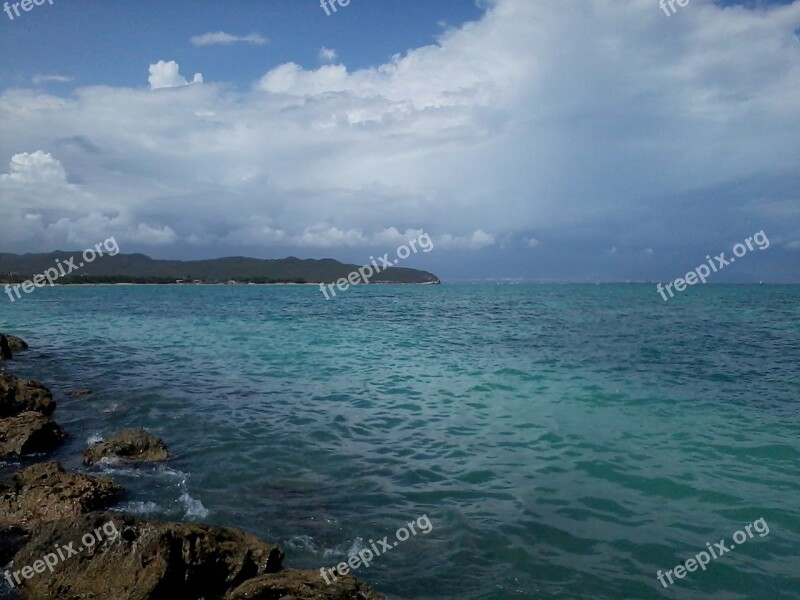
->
[1,284,799,599]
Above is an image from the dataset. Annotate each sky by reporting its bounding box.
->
[0,0,798,282]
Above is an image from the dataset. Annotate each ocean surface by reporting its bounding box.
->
[1,283,798,600]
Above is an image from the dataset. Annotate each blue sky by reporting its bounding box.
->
[0,0,798,282]
[0,1,484,88]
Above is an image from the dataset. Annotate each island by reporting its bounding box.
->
[0,252,441,286]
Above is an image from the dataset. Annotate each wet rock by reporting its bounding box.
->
[3,335,29,353]
[227,569,385,600]
[0,521,31,565]
[13,512,284,600]
[0,335,11,360]
[0,412,66,458]
[83,428,168,465]
[0,373,56,417]
[67,388,93,398]
[0,462,121,526]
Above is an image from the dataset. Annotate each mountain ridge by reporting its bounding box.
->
[0,252,441,285]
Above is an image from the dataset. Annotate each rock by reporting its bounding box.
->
[68,388,93,397]
[0,335,11,360]
[0,373,56,417]
[0,462,121,526]
[0,520,31,565]
[3,335,29,352]
[13,512,284,600]
[0,412,66,458]
[227,569,385,600]
[83,428,168,465]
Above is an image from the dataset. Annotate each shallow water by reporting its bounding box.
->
[1,284,799,599]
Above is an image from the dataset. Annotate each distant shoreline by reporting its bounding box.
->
[25,281,442,287]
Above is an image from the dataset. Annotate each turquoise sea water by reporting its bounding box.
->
[1,284,799,600]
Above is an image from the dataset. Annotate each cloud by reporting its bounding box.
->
[191,32,268,46]
[129,223,178,245]
[31,75,73,85]
[318,47,338,63]
[0,151,67,184]
[55,135,101,154]
[0,0,798,281]
[437,230,496,250]
[148,60,203,90]
[0,154,179,248]
[527,238,540,249]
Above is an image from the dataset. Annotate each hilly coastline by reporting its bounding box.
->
[0,252,441,285]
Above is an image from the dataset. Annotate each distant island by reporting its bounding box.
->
[0,252,441,285]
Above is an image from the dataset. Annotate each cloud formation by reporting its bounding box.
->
[191,32,268,47]
[148,61,203,90]
[1,0,798,280]
[31,75,73,85]
[318,47,339,63]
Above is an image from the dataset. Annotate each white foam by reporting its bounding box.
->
[179,492,209,519]
[113,500,161,515]
[94,463,187,480]
[284,534,348,559]
[176,474,209,519]
[285,534,321,553]
[346,536,366,557]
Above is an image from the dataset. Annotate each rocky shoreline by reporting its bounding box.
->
[0,334,384,600]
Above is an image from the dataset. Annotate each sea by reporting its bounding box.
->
[1,283,798,600]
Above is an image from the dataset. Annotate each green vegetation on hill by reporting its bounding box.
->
[0,252,440,285]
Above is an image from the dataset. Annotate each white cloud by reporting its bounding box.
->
[31,75,73,85]
[437,230,496,250]
[293,226,368,248]
[0,151,67,184]
[191,32,268,47]
[371,227,426,247]
[318,47,338,63]
[0,154,178,248]
[0,0,798,271]
[219,225,434,250]
[527,238,540,249]
[148,60,203,90]
[129,223,178,245]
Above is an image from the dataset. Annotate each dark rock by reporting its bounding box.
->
[0,335,11,361]
[83,428,168,465]
[0,521,31,565]
[13,512,284,600]
[4,335,28,352]
[0,412,66,458]
[67,388,93,398]
[0,373,56,417]
[0,462,121,526]
[227,569,385,600]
